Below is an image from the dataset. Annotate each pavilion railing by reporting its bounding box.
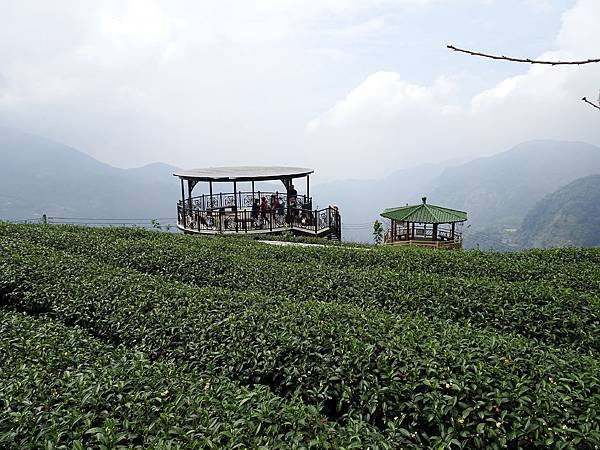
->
[385,223,462,244]
[177,203,341,238]
[188,191,312,212]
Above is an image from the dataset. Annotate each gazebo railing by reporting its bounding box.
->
[188,191,312,212]
[385,223,462,244]
[177,203,340,238]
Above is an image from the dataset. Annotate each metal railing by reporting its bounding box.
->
[385,224,463,244]
[187,191,312,212]
[177,203,340,238]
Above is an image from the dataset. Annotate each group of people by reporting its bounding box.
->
[250,185,298,227]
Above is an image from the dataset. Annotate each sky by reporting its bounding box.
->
[0,0,599,181]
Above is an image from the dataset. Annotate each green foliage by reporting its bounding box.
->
[373,220,384,245]
[5,224,598,351]
[1,223,600,448]
[0,310,383,449]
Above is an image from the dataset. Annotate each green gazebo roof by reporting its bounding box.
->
[380,197,467,224]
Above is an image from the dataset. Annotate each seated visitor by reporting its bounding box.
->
[272,193,283,215]
[260,196,269,224]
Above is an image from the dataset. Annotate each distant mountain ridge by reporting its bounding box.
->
[0,126,180,221]
[429,140,600,231]
[517,174,600,248]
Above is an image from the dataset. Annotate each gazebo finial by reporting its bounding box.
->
[422,196,427,204]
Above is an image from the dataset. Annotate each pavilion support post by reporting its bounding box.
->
[187,180,193,212]
[233,180,238,232]
[252,181,255,200]
[432,223,438,241]
[180,178,186,229]
[451,223,455,240]
[282,177,292,225]
[412,222,415,240]
[209,181,213,209]
[306,175,310,202]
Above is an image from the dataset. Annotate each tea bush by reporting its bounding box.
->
[0,310,387,449]
[1,234,599,448]
[4,224,597,352]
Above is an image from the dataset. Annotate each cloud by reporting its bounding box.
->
[307,72,458,132]
[305,0,600,176]
[0,0,595,180]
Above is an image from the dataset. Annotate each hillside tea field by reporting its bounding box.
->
[0,223,599,449]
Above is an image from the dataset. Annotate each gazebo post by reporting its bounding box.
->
[451,223,455,240]
[282,177,292,225]
[209,181,213,209]
[233,180,238,232]
[252,181,255,200]
[306,175,310,202]
[180,178,186,228]
[432,223,438,241]
[187,180,193,212]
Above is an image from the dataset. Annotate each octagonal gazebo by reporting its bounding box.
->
[380,197,467,249]
[174,166,341,240]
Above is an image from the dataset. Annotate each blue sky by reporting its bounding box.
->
[0,0,597,180]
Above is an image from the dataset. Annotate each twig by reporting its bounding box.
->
[447,45,600,66]
[582,97,600,110]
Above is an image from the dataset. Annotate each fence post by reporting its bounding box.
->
[314,209,318,234]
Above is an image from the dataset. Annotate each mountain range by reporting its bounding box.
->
[1,126,599,248]
[0,127,179,224]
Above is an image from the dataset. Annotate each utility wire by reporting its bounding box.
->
[47,216,176,221]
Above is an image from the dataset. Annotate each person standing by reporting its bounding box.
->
[260,196,269,227]
[251,199,260,228]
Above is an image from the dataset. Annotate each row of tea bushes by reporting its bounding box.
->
[188,233,600,293]
[6,224,598,352]
[13,223,597,294]
[1,238,599,448]
[0,309,386,449]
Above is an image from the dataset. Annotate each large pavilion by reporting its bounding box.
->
[174,166,341,240]
[380,197,467,249]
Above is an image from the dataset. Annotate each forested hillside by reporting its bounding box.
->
[518,174,600,248]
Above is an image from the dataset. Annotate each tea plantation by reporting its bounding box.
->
[1,223,599,449]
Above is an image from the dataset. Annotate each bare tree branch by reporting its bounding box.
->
[582,97,600,110]
[447,45,600,65]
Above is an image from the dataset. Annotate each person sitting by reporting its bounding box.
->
[274,192,284,216]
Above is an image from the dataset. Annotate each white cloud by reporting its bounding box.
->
[306,72,458,132]
[305,0,600,176]
[0,0,595,180]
